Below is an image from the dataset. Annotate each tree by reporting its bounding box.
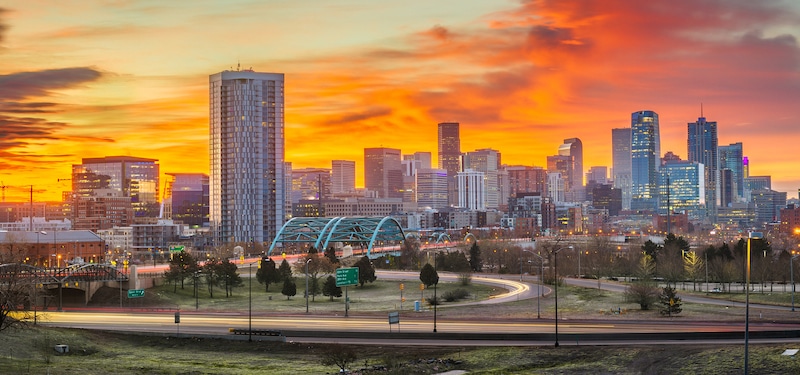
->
[419,263,439,287]
[0,234,35,333]
[202,258,221,298]
[468,242,482,272]
[294,255,335,301]
[320,344,358,373]
[354,256,377,287]
[322,275,342,301]
[164,251,199,292]
[625,281,660,310]
[399,238,421,270]
[217,259,243,297]
[641,240,662,275]
[683,251,703,291]
[659,286,682,316]
[324,247,339,265]
[278,259,293,281]
[281,278,297,300]
[256,257,280,292]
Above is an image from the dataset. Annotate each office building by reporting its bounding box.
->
[416,168,449,210]
[505,165,548,198]
[364,147,403,199]
[462,148,501,209]
[658,159,705,219]
[631,110,660,211]
[438,122,461,207]
[209,69,285,245]
[164,173,209,228]
[611,128,633,210]
[331,160,356,194]
[718,142,744,202]
[72,156,160,217]
[559,138,584,201]
[751,189,787,226]
[457,169,486,210]
[291,168,331,203]
[687,115,717,216]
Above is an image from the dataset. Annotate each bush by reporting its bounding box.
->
[425,296,442,305]
[442,288,470,302]
[458,272,472,286]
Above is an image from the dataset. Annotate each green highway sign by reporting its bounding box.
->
[169,245,185,253]
[128,289,145,298]
[336,267,359,287]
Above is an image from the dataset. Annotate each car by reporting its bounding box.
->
[710,287,722,293]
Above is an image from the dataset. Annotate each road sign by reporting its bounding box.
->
[336,267,359,287]
[127,289,145,298]
[169,245,185,253]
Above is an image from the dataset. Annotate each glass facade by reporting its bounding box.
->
[687,116,717,215]
[74,156,160,217]
[718,142,744,202]
[631,110,660,211]
[438,122,461,207]
[611,128,632,210]
[658,161,705,218]
[209,70,285,245]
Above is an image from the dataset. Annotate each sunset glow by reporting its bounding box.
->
[1,0,798,202]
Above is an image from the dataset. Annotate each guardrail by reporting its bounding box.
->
[229,328,282,336]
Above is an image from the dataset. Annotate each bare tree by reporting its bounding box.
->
[320,344,358,373]
[0,233,35,333]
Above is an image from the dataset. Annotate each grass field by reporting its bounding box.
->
[4,274,800,374]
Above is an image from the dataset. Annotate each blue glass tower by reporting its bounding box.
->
[687,115,718,217]
[630,110,660,211]
[718,142,744,202]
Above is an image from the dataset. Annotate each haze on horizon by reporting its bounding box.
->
[1,0,799,202]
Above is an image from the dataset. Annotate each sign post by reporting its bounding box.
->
[336,267,359,317]
[388,311,400,332]
[174,311,180,338]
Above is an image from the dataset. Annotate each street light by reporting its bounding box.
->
[553,243,573,347]
[745,231,763,375]
[791,254,799,312]
[305,258,312,314]
[194,270,202,311]
[524,249,544,319]
[249,261,257,342]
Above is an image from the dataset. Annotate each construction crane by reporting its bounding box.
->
[0,181,7,202]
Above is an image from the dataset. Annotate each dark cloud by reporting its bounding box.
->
[0,67,103,101]
[0,8,7,44]
[0,102,59,114]
[321,107,392,126]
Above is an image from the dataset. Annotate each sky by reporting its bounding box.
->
[1,0,799,202]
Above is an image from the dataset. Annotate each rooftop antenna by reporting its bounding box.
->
[700,102,704,118]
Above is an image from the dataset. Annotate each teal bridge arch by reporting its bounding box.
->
[268,216,406,257]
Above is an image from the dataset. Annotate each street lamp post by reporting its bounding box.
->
[194,270,202,311]
[791,254,799,312]
[745,231,763,375]
[433,252,438,333]
[527,250,544,319]
[305,258,312,314]
[249,261,255,342]
[553,244,573,347]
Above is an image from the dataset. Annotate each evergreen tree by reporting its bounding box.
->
[281,278,297,300]
[278,259,293,281]
[469,242,482,272]
[419,263,439,287]
[256,257,280,292]
[322,275,342,301]
[164,251,199,292]
[659,286,682,316]
[354,256,377,287]
[218,259,243,297]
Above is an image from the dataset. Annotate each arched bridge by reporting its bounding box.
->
[268,216,406,257]
[0,263,128,308]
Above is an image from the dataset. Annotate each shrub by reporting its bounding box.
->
[458,272,472,286]
[442,288,470,302]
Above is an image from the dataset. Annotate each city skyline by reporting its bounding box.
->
[1,0,799,202]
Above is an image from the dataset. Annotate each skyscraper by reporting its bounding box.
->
[438,122,461,207]
[416,168,448,210]
[209,69,285,245]
[164,173,209,228]
[331,160,356,194]
[687,115,718,216]
[611,128,632,210]
[364,147,402,199]
[462,148,501,209]
[718,142,744,202]
[658,159,705,219]
[559,138,584,201]
[630,110,660,211]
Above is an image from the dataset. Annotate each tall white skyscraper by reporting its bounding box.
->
[209,69,285,245]
[331,160,356,194]
[457,169,486,210]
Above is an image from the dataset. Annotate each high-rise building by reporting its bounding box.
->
[547,172,566,203]
[438,122,461,207]
[505,165,548,198]
[751,189,787,226]
[209,69,285,245]
[611,128,632,210]
[687,115,717,216]
[718,142,744,202]
[457,169,486,210]
[364,147,402,199]
[559,138,584,201]
[658,158,705,219]
[744,175,771,202]
[630,110,660,211]
[416,168,448,210]
[586,166,608,185]
[462,148,501,209]
[72,156,160,218]
[164,173,209,228]
[331,160,356,194]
